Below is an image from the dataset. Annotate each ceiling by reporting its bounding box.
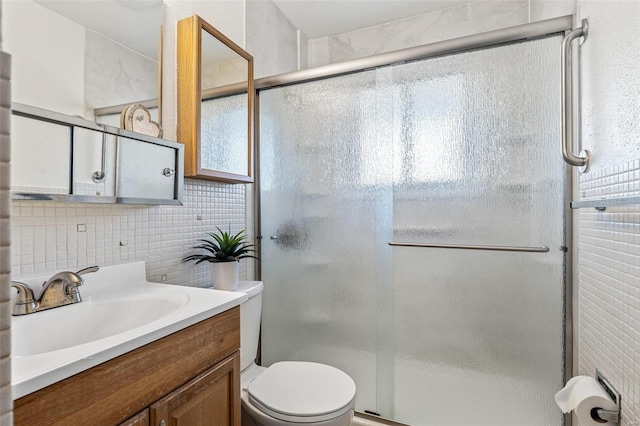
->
[34,0,470,61]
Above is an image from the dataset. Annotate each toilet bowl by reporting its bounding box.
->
[235,281,356,426]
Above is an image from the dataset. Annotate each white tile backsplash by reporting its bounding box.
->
[10,179,249,287]
[578,157,640,426]
[0,50,11,426]
[580,159,640,200]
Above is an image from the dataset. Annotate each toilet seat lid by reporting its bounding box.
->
[247,361,356,423]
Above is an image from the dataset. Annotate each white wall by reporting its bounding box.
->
[84,29,158,115]
[0,1,13,421]
[246,0,298,78]
[574,1,640,425]
[0,45,12,426]
[4,0,160,119]
[308,0,575,67]
[578,0,640,170]
[3,0,85,116]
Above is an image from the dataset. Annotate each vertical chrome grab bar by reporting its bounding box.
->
[92,131,107,183]
[561,19,590,172]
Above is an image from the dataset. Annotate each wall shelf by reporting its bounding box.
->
[570,196,640,210]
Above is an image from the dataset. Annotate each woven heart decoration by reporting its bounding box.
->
[121,104,162,138]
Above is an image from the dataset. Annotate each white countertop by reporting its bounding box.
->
[11,261,248,399]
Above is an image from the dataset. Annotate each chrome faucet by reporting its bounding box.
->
[10,266,99,316]
[10,282,37,315]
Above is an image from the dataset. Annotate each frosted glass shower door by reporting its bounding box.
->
[259,34,566,426]
[390,36,565,425]
[259,70,394,414]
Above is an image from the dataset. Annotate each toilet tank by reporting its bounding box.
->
[236,281,264,371]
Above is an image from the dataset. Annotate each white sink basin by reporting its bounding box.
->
[11,261,248,399]
[12,296,186,357]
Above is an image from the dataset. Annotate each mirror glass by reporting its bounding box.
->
[11,114,71,194]
[177,15,254,183]
[4,0,166,201]
[200,30,249,176]
[4,0,161,119]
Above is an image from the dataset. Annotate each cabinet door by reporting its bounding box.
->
[119,409,150,426]
[116,136,177,200]
[150,352,240,426]
[11,114,71,194]
[73,128,117,196]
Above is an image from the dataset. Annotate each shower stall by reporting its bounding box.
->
[257,17,572,426]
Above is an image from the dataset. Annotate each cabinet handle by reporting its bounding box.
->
[160,420,166,426]
[162,168,175,177]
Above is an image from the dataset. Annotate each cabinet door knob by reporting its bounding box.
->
[160,420,166,426]
[162,167,175,177]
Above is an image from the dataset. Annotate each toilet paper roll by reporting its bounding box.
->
[555,376,618,425]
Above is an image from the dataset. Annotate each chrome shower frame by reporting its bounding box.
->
[253,16,575,425]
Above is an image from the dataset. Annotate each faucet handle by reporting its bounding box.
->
[11,281,37,315]
[76,265,99,275]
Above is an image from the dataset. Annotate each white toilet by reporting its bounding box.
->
[236,281,356,426]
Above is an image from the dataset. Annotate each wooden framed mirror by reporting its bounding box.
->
[177,15,254,183]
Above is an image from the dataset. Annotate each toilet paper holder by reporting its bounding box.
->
[593,369,621,424]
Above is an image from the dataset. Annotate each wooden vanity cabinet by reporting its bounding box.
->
[151,352,240,425]
[14,307,241,426]
[118,410,150,426]
[119,353,239,426]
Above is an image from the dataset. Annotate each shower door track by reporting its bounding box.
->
[253,15,575,425]
[254,16,573,90]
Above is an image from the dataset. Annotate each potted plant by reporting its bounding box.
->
[182,227,257,291]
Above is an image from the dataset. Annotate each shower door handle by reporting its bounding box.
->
[388,241,550,253]
[269,223,305,249]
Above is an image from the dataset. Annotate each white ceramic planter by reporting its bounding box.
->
[210,261,239,291]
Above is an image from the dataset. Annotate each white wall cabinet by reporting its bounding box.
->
[11,103,184,205]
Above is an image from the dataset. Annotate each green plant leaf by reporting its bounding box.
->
[182,227,259,264]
